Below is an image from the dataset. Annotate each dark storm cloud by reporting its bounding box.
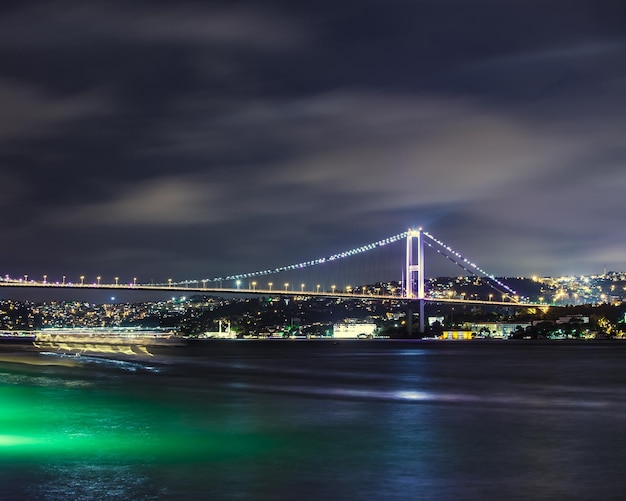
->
[0,1,303,49]
[0,80,112,142]
[0,0,624,285]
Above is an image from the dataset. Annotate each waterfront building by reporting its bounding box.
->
[333,321,377,339]
[467,322,531,339]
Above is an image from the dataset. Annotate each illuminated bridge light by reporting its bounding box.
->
[5,228,525,303]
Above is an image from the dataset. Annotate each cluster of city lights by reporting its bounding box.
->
[422,231,519,299]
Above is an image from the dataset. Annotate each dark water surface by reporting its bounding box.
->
[2,340,626,500]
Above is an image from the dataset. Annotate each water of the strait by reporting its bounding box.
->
[2,340,626,500]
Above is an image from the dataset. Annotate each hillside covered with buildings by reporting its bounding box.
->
[1,272,625,340]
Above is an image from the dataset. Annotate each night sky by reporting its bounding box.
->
[1,0,624,289]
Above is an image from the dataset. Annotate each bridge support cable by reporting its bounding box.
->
[421,231,520,300]
[423,240,512,299]
[169,231,409,288]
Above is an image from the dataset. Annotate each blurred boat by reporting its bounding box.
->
[32,329,186,356]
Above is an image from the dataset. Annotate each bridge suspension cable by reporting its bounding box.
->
[422,231,519,298]
[167,230,520,299]
[170,231,409,287]
[1,227,525,303]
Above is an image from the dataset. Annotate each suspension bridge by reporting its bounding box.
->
[0,228,538,331]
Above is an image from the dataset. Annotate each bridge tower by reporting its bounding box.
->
[405,228,425,334]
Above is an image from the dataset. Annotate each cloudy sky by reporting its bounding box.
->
[0,0,624,289]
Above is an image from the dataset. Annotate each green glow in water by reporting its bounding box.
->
[0,367,278,464]
[0,435,38,446]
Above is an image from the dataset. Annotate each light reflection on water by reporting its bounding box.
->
[2,341,626,500]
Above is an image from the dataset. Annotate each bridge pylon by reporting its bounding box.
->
[405,228,425,334]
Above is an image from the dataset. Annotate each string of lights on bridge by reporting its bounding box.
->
[167,229,519,300]
[1,229,521,301]
[184,231,410,285]
[421,232,519,298]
